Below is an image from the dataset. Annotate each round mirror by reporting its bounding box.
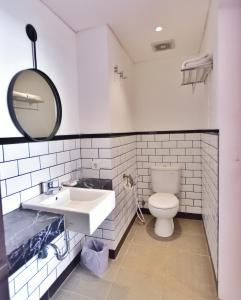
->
[7,69,62,141]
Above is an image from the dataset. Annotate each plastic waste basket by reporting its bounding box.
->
[81,239,109,276]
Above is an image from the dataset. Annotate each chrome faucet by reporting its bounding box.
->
[41,180,62,195]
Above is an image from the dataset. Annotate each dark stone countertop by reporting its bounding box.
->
[3,209,64,275]
[71,178,112,190]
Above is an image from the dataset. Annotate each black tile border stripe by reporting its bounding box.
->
[0,129,219,145]
[0,134,80,145]
[79,129,219,138]
[176,212,202,220]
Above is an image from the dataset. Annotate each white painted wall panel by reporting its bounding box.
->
[0,0,80,137]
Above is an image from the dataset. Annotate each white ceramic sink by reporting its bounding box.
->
[22,187,115,235]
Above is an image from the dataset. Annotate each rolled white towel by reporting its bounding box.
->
[181,54,212,70]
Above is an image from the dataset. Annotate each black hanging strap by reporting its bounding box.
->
[26,24,38,69]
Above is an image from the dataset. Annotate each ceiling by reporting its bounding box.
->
[41,0,210,63]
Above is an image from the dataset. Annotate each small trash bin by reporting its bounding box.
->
[81,239,109,276]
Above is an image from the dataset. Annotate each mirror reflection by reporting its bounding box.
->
[8,70,61,140]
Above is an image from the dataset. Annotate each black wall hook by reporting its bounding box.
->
[26,24,38,69]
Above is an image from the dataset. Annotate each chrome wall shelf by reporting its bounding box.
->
[181,62,213,86]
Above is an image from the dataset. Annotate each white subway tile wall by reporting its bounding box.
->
[29,142,48,157]
[40,154,57,169]
[0,139,84,299]
[136,133,202,214]
[48,141,64,153]
[1,193,21,215]
[0,161,18,180]
[80,136,137,250]
[0,132,219,299]
[201,133,219,278]
[18,157,41,175]
[3,143,29,161]
[0,145,3,162]
[0,139,81,214]
[8,232,84,300]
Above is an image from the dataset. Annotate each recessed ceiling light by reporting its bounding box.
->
[155,26,163,32]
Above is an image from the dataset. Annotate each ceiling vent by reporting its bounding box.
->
[152,39,175,52]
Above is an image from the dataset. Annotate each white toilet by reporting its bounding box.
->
[148,165,181,237]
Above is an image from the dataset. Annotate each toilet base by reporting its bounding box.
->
[154,217,174,237]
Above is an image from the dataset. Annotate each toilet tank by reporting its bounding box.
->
[151,165,181,194]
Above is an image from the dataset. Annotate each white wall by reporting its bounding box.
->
[77,24,211,134]
[200,0,218,128]
[217,2,241,300]
[107,29,134,132]
[77,25,134,133]
[0,1,211,137]
[133,57,209,131]
[77,26,111,133]
[0,0,80,137]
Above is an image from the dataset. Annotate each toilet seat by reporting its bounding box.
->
[149,193,178,209]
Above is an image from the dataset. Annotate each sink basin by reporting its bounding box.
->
[22,187,115,235]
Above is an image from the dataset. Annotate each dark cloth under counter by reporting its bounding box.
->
[3,209,64,275]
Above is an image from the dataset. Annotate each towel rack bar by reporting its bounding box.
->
[181,61,213,86]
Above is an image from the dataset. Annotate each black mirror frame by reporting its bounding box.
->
[7,68,62,142]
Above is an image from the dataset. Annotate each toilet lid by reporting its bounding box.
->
[149,193,179,209]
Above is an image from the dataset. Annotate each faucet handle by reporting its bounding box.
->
[48,179,59,188]
[41,180,59,194]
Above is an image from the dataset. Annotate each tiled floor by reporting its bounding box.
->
[52,215,218,300]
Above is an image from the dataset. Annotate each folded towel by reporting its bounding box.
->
[181,54,212,70]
